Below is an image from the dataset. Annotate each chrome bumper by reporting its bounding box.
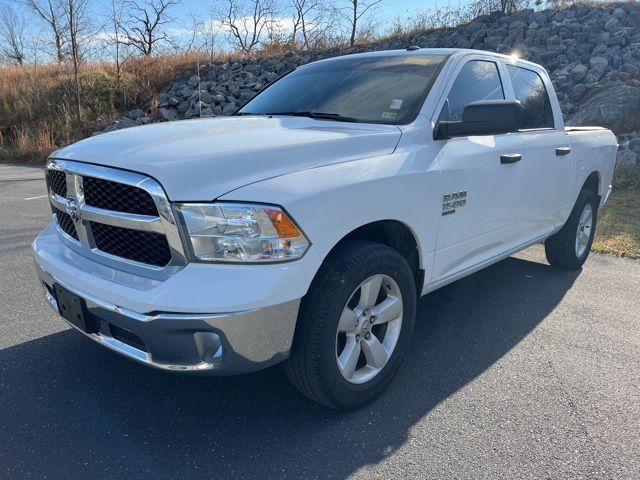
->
[35,261,300,374]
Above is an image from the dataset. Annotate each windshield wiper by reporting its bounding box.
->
[262,111,360,123]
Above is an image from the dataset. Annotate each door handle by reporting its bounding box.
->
[556,147,571,156]
[500,153,522,164]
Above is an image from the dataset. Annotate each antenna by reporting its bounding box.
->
[198,58,202,118]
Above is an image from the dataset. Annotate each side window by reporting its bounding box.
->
[438,60,504,122]
[507,65,554,129]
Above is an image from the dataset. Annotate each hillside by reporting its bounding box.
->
[102,2,640,167]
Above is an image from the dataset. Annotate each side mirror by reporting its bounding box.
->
[435,100,522,140]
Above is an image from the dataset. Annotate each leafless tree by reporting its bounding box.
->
[201,17,219,63]
[291,0,314,49]
[290,0,335,50]
[60,0,91,121]
[545,0,575,8]
[498,0,517,14]
[120,0,181,56]
[408,1,475,32]
[193,7,220,62]
[336,0,382,47]
[466,0,532,16]
[104,0,128,86]
[218,0,276,53]
[181,12,201,53]
[0,4,28,64]
[23,0,67,62]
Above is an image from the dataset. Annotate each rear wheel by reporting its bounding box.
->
[284,240,416,409]
[545,189,599,269]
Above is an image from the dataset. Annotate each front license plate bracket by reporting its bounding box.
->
[53,284,99,334]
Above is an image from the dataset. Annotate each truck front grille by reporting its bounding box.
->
[83,176,158,216]
[53,206,79,240]
[90,222,171,267]
[45,160,186,277]
[47,170,67,197]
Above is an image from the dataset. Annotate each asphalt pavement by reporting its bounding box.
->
[1,162,639,479]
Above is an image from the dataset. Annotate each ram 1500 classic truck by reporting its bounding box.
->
[33,48,618,409]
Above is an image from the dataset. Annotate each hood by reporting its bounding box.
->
[53,116,402,201]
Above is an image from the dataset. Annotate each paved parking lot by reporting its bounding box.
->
[1,162,639,479]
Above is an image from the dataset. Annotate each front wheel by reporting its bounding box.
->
[545,189,599,269]
[284,240,417,409]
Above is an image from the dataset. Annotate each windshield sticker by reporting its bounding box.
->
[381,112,397,120]
[403,57,432,65]
[390,99,403,110]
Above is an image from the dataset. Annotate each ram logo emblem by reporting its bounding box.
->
[65,197,81,222]
[442,191,467,216]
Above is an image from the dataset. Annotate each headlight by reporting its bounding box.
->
[175,203,310,263]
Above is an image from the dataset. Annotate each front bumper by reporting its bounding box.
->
[35,261,300,374]
[32,222,322,374]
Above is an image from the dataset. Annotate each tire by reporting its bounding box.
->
[545,189,599,270]
[284,240,417,409]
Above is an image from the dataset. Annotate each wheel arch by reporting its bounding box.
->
[324,219,425,296]
[582,170,601,196]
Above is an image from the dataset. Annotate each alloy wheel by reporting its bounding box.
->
[335,274,403,384]
[575,203,593,258]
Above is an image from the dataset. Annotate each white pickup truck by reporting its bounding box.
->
[33,48,617,408]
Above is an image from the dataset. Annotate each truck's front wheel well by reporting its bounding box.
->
[334,220,424,296]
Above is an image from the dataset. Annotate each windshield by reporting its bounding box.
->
[238,54,448,125]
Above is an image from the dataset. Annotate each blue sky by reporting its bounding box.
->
[5,0,449,61]
[167,0,439,27]
[131,0,446,52]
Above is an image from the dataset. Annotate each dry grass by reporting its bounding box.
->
[0,52,216,162]
[593,165,640,259]
[593,189,640,259]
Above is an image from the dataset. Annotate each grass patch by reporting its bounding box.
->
[593,189,640,259]
[0,52,216,162]
[613,164,640,191]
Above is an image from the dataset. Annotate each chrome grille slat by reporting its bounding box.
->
[49,192,68,211]
[50,192,163,233]
[45,160,187,279]
[80,204,165,233]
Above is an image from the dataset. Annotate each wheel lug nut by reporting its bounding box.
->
[355,334,361,342]
[365,332,371,340]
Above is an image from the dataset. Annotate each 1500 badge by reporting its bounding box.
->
[442,191,467,216]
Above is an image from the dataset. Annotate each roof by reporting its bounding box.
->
[310,47,544,71]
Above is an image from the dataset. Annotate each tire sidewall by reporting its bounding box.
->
[311,246,416,408]
[545,189,600,270]
[574,193,599,263]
